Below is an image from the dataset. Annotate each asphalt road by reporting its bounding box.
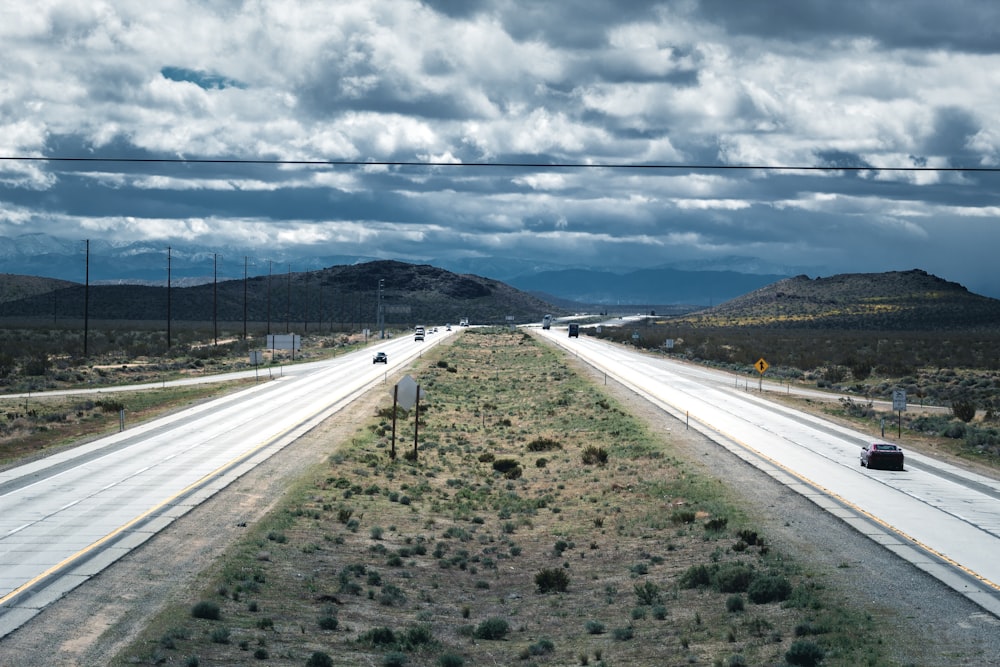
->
[538,326,1000,617]
[0,329,454,638]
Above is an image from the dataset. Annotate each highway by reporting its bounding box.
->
[0,329,453,638]
[538,326,1000,617]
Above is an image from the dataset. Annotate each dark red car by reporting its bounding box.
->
[860,442,904,470]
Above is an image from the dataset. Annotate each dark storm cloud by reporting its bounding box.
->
[696,0,1000,52]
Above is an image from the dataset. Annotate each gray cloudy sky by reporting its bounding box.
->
[3,0,1000,297]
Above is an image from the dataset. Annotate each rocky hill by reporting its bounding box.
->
[0,260,562,327]
[679,269,1000,330]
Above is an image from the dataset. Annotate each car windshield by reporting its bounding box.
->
[874,445,897,451]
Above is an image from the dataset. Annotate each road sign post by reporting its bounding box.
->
[892,389,907,438]
[755,357,769,392]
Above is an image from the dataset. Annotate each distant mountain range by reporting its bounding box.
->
[0,233,796,306]
[677,269,1000,330]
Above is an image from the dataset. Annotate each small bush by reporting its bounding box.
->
[318,615,338,630]
[209,627,230,644]
[473,617,510,640]
[952,399,977,423]
[726,595,745,612]
[382,651,408,667]
[585,620,606,635]
[581,445,608,465]
[633,581,662,606]
[191,600,221,620]
[679,563,713,588]
[527,638,555,656]
[747,574,793,604]
[306,652,334,667]
[535,568,570,593]
[492,458,522,479]
[785,639,825,667]
[360,627,397,646]
[438,654,465,667]
[713,563,754,593]
[612,626,634,641]
[527,437,562,452]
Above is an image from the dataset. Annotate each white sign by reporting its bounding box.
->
[249,350,263,365]
[394,374,426,411]
[892,389,907,412]
[267,334,301,351]
[664,338,674,349]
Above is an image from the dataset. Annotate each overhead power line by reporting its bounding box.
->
[1,155,999,172]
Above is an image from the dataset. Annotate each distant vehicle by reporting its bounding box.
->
[414,331,425,341]
[568,323,579,338]
[860,442,904,470]
[373,351,388,364]
[459,317,469,327]
[446,324,452,331]
[542,314,552,330]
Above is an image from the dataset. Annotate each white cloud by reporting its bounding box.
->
[0,1,999,296]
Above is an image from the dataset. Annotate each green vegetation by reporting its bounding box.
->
[111,329,894,666]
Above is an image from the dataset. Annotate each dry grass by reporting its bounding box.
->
[111,329,885,666]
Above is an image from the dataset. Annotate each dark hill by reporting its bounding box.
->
[679,269,1000,330]
[0,274,76,304]
[0,260,561,327]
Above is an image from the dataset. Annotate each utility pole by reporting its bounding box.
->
[166,246,172,351]
[242,256,248,340]
[213,253,218,346]
[83,239,90,357]
[377,278,385,339]
[285,264,291,334]
[266,260,272,336]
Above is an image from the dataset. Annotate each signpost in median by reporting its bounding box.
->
[391,375,426,461]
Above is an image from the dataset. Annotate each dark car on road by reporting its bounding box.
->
[860,442,904,470]
[373,351,388,364]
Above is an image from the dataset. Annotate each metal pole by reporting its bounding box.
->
[166,246,172,351]
[391,385,398,460]
[413,385,420,460]
[83,239,90,357]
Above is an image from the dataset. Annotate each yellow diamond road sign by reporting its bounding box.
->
[755,358,769,374]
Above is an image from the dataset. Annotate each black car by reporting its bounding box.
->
[860,442,904,470]
[373,352,388,364]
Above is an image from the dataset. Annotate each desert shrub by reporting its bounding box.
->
[612,626,634,641]
[306,652,334,667]
[785,639,825,667]
[318,615,338,630]
[437,654,465,667]
[713,563,753,593]
[747,574,793,604]
[535,568,570,593]
[492,458,522,479]
[671,509,696,524]
[527,638,555,656]
[209,627,230,644]
[585,620,606,634]
[359,627,397,646]
[526,437,562,452]
[191,600,221,620]
[679,563,713,588]
[952,399,977,423]
[473,617,510,640]
[581,445,608,465]
[633,581,662,606]
[726,595,745,612]
[382,651,408,667]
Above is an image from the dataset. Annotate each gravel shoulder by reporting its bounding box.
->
[3,354,1000,666]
